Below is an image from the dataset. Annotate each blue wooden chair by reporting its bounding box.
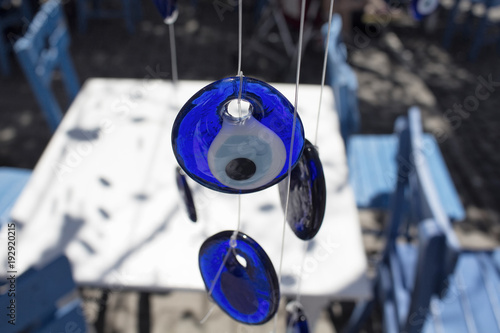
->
[344,108,500,333]
[443,0,500,60]
[0,255,88,333]
[0,167,31,229]
[14,0,80,132]
[323,14,360,145]
[76,0,142,33]
[323,16,465,221]
[0,0,32,76]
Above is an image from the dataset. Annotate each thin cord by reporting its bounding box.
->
[168,23,178,84]
[200,304,217,324]
[273,0,307,331]
[314,0,335,146]
[237,0,242,76]
[237,0,243,118]
[203,5,244,321]
[293,0,336,313]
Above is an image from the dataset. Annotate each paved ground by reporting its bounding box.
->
[1,0,499,332]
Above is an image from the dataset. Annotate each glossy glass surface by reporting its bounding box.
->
[172,76,305,194]
[279,139,326,240]
[175,167,197,222]
[286,301,309,333]
[199,231,280,324]
[152,0,178,24]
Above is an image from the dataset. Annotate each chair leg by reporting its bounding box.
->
[133,0,142,24]
[123,0,135,34]
[469,11,490,61]
[76,0,88,33]
[59,55,80,101]
[342,300,375,333]
[0,38,11,77]
[443,0,461,49]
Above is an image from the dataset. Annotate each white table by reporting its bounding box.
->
[3,78,371,331]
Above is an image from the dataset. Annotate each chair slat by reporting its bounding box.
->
[421,135,465,221]
[14,0,80,132]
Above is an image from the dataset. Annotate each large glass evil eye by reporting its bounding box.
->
[279,139,326,240]
[286,301,309,333]
[199,231,280,325]
[412,0,438,19]
[175,167,197,222]
[172,76,305,194]
[152,0,178,24]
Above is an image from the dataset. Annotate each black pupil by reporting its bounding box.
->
[225,158,256,181]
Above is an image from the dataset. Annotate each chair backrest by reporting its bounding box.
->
[14,0,79,132]
[399,108,461,332]
[322,14,360,145]
[0,255,87,333]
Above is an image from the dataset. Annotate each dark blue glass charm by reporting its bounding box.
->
[152,0,178,24]
[286,301,309,333]
[172,76,305,194]
[279,139,326,240]
[175,167,197,222]
[199,231,280,324]
[411,0,438,20]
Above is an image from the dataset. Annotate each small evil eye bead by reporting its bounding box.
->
[412,0,438,19]
[286,301,309,333]
[152,0,178,24]
[172,76,305,194]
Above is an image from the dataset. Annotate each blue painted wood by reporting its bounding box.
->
[422,253,500,333]
[347,132,465,221]
[468,0,500,60]
[0,0,32,76]
[324,14,465,218]
[76,0,142,33]
[378,264,400,333]
[0,167,31,228]
[443,0,500,60]
[322,15,360,144]
[0,255,87,333]
[370,108,499,333]
[14,0,80,132]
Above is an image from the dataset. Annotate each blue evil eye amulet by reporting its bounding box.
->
[199,231,280,324]
[279,139,326,240]
[172,76,305,194]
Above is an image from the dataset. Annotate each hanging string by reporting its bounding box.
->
[294,0,336,308]
[168,23,178,84]
[201,3,244,324]
[314,0,335,146]
[237,0,243,76]
[288,2,335,330]
[274,0,308,331]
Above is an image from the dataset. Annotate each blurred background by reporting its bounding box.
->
[1,0,500,331]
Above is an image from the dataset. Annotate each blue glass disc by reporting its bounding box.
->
[279,139,326,240]
[152,0,178,24]
[172,76,305,194]
[199,231,280,324]
[411,0,438,20]
[175,167,197,222]
[286,301,309,333]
